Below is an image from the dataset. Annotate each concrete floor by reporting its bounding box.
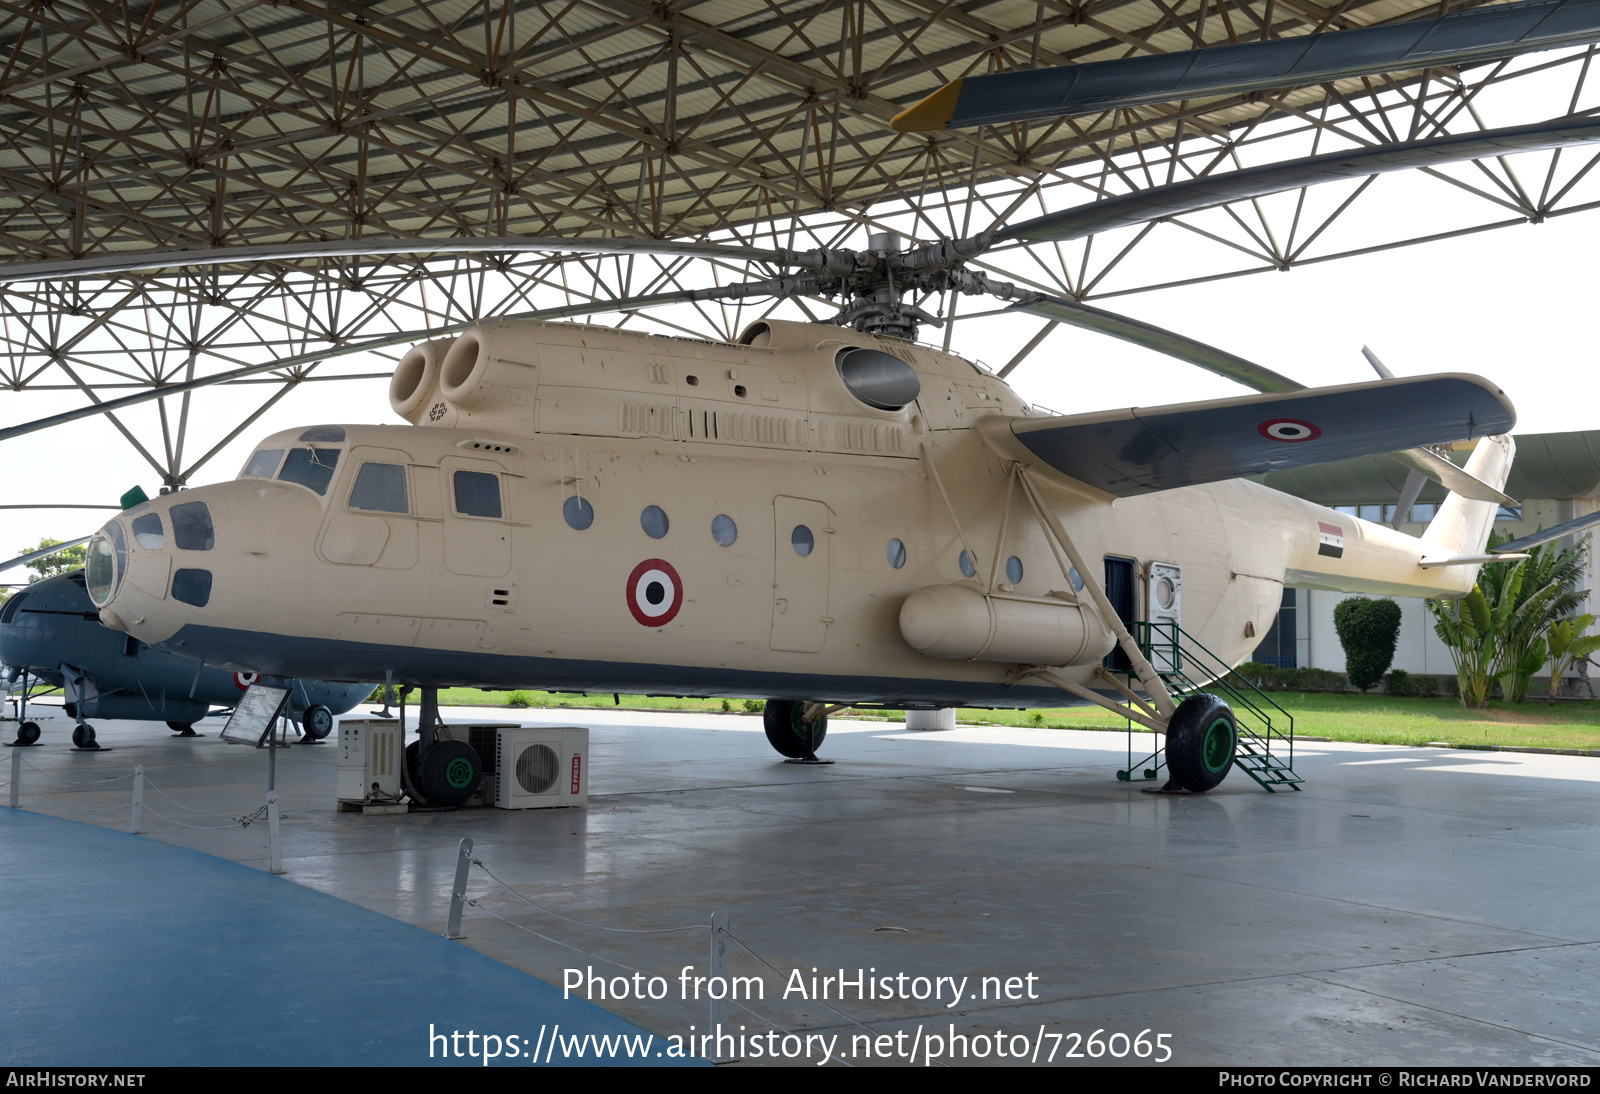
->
[5,702,1598,1066]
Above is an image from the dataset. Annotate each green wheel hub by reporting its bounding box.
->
[445,756,476,789]
[1201,717,1234,774]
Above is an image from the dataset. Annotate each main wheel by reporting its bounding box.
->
[71,724,98,749]
[15,721,40,745]
[418,739,482,807]
[763,700,828,759]
[167,721,197,736]
[301,704,334,740]
[1164,694,1237,792]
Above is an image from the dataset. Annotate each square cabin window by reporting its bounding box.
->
[278,447,342,496]
[453,470,502,519]
[348,462,409,514]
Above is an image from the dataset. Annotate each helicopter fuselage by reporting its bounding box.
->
[83,319,1498,706]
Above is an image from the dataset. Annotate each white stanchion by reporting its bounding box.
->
[266,790,283,874]
[709,909,730,1060]
[7,745,18,808]
[131,765,143,833]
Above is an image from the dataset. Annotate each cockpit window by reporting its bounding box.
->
[300,425,346,443]
[348,462,409,514]
[171,502,215,551]
[278,447,342,496]
[131,512,163,549]
[0,592,26,624]
[452,470,502,519]
[242,448,285,479]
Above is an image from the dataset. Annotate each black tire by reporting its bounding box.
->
[763,700,828,759]
[166,721,196,735]
[71,724,97,749]
[15,721,40,745]
[419,739,482,807]
[1164,694,1237,792]
[301,704,334,740]
[404,740,425,803]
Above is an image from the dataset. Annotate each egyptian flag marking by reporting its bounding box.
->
[1317,521,1345,559]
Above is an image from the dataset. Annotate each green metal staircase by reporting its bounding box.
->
[1117,622,1303,793]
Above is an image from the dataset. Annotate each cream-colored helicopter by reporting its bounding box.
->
[62,9,1600,802]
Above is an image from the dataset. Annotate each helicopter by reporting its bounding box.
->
[0,568,373,748]
[26,4,1598,801]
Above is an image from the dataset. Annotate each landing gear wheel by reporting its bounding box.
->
[13,721,40,745]
[403,740,426,804]
[167,721,200,737]
[71,724,98,750]
[419,740,481,807]
[1164,695,1237,793]
[763,700,828,759]
[301,704,334,741]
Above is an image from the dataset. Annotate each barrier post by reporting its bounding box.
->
[7,746,18,808]
[709,909,730,1059]
[267,790,283,874]
[444,837,474,939]
[131,765,143,833]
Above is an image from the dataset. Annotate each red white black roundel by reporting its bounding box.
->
[1258,418,1322,443]
[233,672,259,691]
[626,559,683,627]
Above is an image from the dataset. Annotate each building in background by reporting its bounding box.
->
[1248,431,1600,680]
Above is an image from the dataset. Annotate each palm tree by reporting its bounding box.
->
[1489,534,1589,703]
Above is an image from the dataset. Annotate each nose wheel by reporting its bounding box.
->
[71,723,101,750]
[9,721,40,746]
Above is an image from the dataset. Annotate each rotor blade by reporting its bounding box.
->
[892,0,1600,131]
[0,504,121,510]
[0,536,92,575]
[1391,468,1430,529]
[1387,446,1518,505]
[0,279,808,444]
[991,115,1600,245]
[1007,293,1301,392]
[0,236,800,286]
[1492,509,1600,552]
[1361,346,1395,379]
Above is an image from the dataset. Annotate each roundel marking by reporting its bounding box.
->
[233,671,259,691]
[626,558,683,627]
[1258,418,1322,443]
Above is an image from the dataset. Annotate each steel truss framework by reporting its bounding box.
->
[3,0,1600,491]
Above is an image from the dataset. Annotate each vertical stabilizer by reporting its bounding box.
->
[1420,435,1517,561]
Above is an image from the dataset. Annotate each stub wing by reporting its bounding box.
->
[1001,375,1515,498]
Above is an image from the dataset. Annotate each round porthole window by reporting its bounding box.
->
[641,505,669,539]
[711,514,737,547]
[1006,556,1024,584]
[959,549,976,578]
[1156,576,1176,610]
[886,538,906,569]
[792,525,814,557]
[563,496,594,530]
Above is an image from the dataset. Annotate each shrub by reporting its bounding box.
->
[507,690,533,708]
[1232,662,1350,693]
[1383,669,1411,696]
[1334,597,1403,692]
[720,699,731,711]
[743,699,766,713]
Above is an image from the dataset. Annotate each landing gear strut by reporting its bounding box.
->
[763,700,831,763]
[400,687,481,807]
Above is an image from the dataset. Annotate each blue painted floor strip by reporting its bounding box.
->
[0,810,695,1067]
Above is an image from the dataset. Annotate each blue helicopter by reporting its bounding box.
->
[1,569,373,749]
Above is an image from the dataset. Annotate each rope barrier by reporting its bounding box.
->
[470,857,705,935]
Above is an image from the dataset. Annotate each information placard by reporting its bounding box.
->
[220,683,290,747]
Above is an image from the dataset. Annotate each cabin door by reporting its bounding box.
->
[770,496,832,653]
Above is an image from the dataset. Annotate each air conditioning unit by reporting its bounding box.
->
[493,726,589,809]
[336,719,402,803]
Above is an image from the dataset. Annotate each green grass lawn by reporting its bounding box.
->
[430,687,1600,751]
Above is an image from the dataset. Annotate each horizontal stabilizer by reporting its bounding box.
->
[1419,553,1530,568]
[1492,509,1600,553]
[1008,375,1515,497]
